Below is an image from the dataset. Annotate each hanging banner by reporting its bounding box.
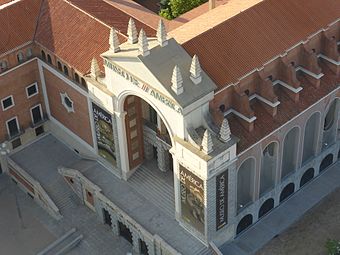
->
[92,103,116,166]
[179,165,205,234]
[216,170,228,230]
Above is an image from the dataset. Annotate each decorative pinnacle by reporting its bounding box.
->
[190,54,202,84]
[91,58,100,80]
[202,129,213,154]
[127,18,138,44]
[138,29,150,57]
[157,19,168,47]
[219,118,231,143]
[171,65,184,95]
[109,28,120,53]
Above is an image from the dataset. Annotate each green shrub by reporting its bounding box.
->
[325,239,340,255]
[159,0,208,20]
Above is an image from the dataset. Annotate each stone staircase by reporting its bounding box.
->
[37,228,83,255]
[128,164,175,218]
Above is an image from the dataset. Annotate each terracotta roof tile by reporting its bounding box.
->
[35,0,124,74]
[0,0,41,56]
[182,0,340,88]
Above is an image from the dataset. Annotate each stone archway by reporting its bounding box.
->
[281,127,299,179]
[320,154,333,172]
[236,214,253,235]
[260,142,278,196]
[237,158,255,212]
[300,168,314,188]
[258,198,274,219]
[280,183,295,203]
[302,113,320,164]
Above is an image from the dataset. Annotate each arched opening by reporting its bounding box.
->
[302,113,320,164]
[260,142,277,196]
[41,50,46,61]
[258,198,274,219]
[281,127,299,180]
[57,61,62,71]
[300,168,314,188]
[320,154,333,172]
[280,183,295,203]
[118,221,132,244]
[75,73,80,83]
[236,214,253,235]
[63,65,69,76]
[322,100,339,149]
[47,54,52,64]
[17,52,24,63]
[237,158,255,212]
[81,78,87,88]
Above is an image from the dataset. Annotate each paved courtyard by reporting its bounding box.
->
[0,175,56,255]
[257,186,340,255]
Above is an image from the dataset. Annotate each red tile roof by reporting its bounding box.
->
[0,0,41,55]
[182,0,340,89]
[35,0,124,74]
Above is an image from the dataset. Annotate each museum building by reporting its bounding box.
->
[0,0,339,254]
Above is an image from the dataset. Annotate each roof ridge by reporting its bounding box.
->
[32,0,44,42]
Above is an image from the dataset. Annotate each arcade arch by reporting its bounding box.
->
[322,99,339,149]
[259,142,278,196]
[281,127,299,179]
[237,158,255,212]
[302,113,320,164]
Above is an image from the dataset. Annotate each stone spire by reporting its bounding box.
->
[109,28,120,53]
[138,29,150,57]
[202,129,213,154]
[157,19,168,47]
[91,58,100,80]
[171,65,184,95]
[127,18,138,44]
[219,118,231,143]
[190,55,202,84]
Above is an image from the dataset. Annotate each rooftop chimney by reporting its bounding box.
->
[109,28,120,53]
[127,18,138,44]
[171,65,184,95]
[209,0,216,10]
[138,29,150,57]
[157,19,168,47]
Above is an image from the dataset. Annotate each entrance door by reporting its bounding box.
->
[103,209,112,227]
[118,221,133,244]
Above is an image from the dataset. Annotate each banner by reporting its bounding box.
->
[179,165,205,234]
[216,170,228,230]
[92,103,116,166]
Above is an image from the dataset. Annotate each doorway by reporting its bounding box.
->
[118,221,133,244]
[103,208,112,227]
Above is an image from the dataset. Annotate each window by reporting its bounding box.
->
[63,65,69,76]
[47,54,52,64]
[1,96,14,111]
[17,52,24,63]
[81,78,87,88]
[30,105,43,124]
[26,83,38,98]
[26,48,32,58]
[0,60,8,72]
[41,50,46,61]
[57,61,62,71]
[6,117,20,138]
[60,92,74,113]
[75,73,80,83]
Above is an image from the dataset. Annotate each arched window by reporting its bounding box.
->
[41,50,46,61]
[324,101,336,131]
[57,61,62,71]
[302,113,320,164]
[258,198,274,219]
[81,78,87,88]
[63,65,69,76]
[319,154,333,173]
[281,127,299,179]
[74,73,80,83]
[322,100,339,149]
[0,60,8,71]
[26,48,32,58]
[300,168,314,188]
[279,183,295,203]
[17,52,24,63]
[236,214,253,235]
[237,158,255,212]
[47,54,52,64]
[260,142,277,196]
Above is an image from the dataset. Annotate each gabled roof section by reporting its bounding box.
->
[35,0,125,74]
[182,0,340,89]
[69,0,156,37]
[0,0,41,56]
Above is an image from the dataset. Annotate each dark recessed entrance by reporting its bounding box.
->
[300,168,314,188]
[140,239,149,255]
[279,183,295,203]
[118,221,133,244]
[320,154,333,172]
[236,214,253,235]
[258,198,274,219]
[103,208,112,227]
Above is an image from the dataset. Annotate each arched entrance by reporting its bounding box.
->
[236,214,253,235]
[300,168,314,188]
[320,154,333,172]
[280,183,295,203]
[258,198,274,219]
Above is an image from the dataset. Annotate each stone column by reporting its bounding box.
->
[157,144,169,172]
[115,111,130,180]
